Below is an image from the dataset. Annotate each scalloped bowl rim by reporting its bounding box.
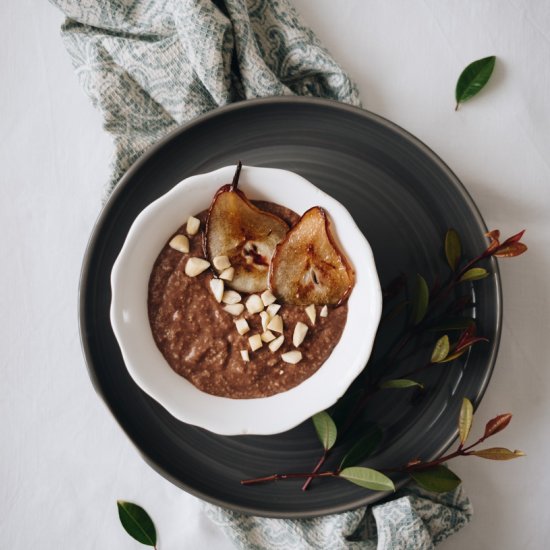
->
[110,165,382,435]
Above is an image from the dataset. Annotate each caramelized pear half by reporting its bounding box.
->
[269,207,354,305]
[205,163,289,294]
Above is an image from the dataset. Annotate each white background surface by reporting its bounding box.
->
[2,0,549,548]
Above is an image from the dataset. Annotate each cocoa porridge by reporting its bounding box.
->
[148,201,348,399]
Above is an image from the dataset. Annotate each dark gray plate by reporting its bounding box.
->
[79,97,501,518]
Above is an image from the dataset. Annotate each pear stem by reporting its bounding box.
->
[231,161,243,191]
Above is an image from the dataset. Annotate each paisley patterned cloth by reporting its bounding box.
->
[50,0,361,194]
[51,0,473,547]
[206,485,473,550]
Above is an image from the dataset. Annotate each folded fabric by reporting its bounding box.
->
[206,485,473,550]
[50,0,360,194]
[51,0,473,547]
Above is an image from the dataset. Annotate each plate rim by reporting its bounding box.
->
[78,96,502,517]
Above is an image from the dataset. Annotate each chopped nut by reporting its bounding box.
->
[213,255,231,271]
[169,234,189,253]
[219,267,234,281]
[245,294,264,314]
[293,321,309,347]
[240,350,250,362]
[248,334,263,351]
[320,305,328,317]
[224,303,245,316]
[281,350,302,364]
[222,290,242,304]
[305,304,316,325]
[209,278,224,303]
[261,289,277,306]
[185,257,210,277]
[234,318,250,335]
[268,335,284,352]
[186,215,200,235]
[261,330,276,343]
[259,311,271,332]
[267,314,283,333]
[267,303,281,317]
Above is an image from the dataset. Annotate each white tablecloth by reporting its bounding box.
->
[2,1,549,548]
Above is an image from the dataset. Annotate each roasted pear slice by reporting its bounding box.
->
[269,206,354,305]
[205,163,289,294]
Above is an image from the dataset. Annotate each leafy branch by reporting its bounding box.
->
[241,399,525,493]
[242,228,527,493]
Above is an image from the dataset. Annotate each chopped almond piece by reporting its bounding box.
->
[209,278,224,303]
[293,322,308,347]
[234,318,250,335]
[259,311,271,332]
[305,304,316,325]
[248,334,263,351]
[213,255,231,271]
[186,216,200,235]
[261,289,277,306]
[267,303,281,317]
[268,335,284,352]
[281,351,302,364]
[261,331,276,343]
[222,290,241,304]
[267,314,283,333]
[185,257,210,277]
[219,267,235,281]
[169,235,189,253]
[245,294,264,314]
[224,304,245,316]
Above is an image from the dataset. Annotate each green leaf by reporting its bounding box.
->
[117,501,157,547]
[459,268,489,282]
[339,467,395,492]
[470,447,526,460]
[428,317,475,332]
[431,335,450,363]
[410,274,429,325]
[455,55,496,110]
[410,466,461,493]
[459,398,474,445]
[445,229,462,271]
[379,379,424,390]
[339,427,383,470]
[312,411,337,451]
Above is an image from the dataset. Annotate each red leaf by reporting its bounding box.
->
[456,325,476,350]
[483,413,512,439]
[494,242,528,258]
[455,336,489,353]
[483,229,501,257]
[485,229,501,241]
[501,230,525,246]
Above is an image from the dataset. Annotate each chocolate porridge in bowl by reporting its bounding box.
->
[148,164,355,399]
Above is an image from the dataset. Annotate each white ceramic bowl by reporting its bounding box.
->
[110,165,382,435]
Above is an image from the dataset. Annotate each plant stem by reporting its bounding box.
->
[301,450,328,491]
[230,161,242,190]
[241,471,337,485]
